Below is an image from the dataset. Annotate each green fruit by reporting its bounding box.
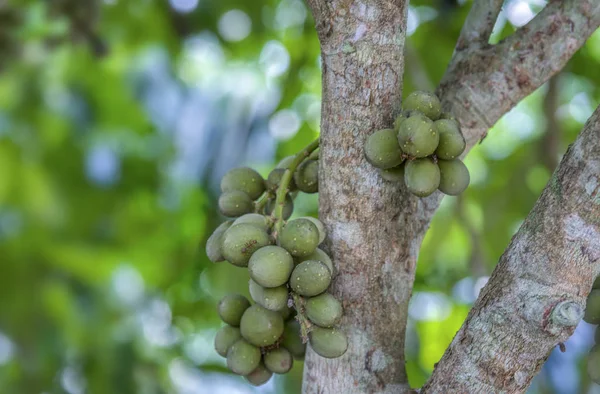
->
[404,158,440,197]
[227,339,261,375]
[264,347,293,374]
[221,224,271,267]
[249,246,294,288]
[393,113,406,131]
[294,159,319,193]
[309,327,348,359]
[434,119,465,160]
[439,112,459,125]
[281,320,306,359]
[279,219,320,257]
[588,345,600,384]
[290,260,331,297]
[438,160,470,196]
[267,168,296,192]
[218,191,254,217]
[403,91,441,120]
[397,114,439,158]
[214,325,242,357]
[593,276,600,289]
[364,129,404,169]
[298,216,326,244]
[276,155,295,169]
[218,294,250,326]
[206,221,233,263]
[232,213,269,231]
[584,289,600,324]
[264,195,294,220]
[280,306,295,321]
[305,293,343,328]
[248,279,289,311]
[296,248,334,275]
[308,149,319,160]
[379,164,405,183]
[240,304,285,347]
[221,167,265,200]
[245,363,272,386]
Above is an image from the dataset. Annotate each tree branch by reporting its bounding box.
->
[422,105,600,393]
[454,0,503,51]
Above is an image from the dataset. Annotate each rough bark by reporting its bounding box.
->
[422,105,600,394]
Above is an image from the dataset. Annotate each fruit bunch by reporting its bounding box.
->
[364,91,470,197]
[584,277,600,384]
[206,140,347,386]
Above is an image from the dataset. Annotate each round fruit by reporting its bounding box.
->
[264,194,294,220]
[214,325,242,357]
[305,293,343,328]
[240,304,285,347]
[248,279,289,311]
[434,119,465,160]
[296,248,334,275]
[232,213,269,231]
[206,220,233,263]
[226,339,261,375]
[267,168,296,192]
[404,158,440,197]
[218,294,250,326]
[245,363,272,386]
[276,155,295,169]
[279,219,320,257]
[379,164,405,183]
[290,260,332,297]
[308,149,319,160]
[397,114,439,158]
[438,160,470,196]
[221,224,271,267]
[264,348,293,374]
[298,216,326,244]
[593,276,600,289]
[588,345,600,384]
[218,191,254,217]
[221,167,265,200]
[248,246,294,288]
[403,91,441,120]
[440,112,459,125]
[584,289,600,324]
[280,306,295,321]
[294,159,319,193]
[309,327,348,359]
[364,129,404,169]
[281,320,306,359]
[393,113,406,131]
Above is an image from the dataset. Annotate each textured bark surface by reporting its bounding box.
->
[422,106,600,393]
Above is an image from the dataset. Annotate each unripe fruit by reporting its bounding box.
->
[296,248,334,275]
[309,327,348,359]
[290,260,332,297]
[240,304,284,347]
[248,279,289,311]
[214,325,242,357]
[280,306,295,321]
[226,339,261,375]
[206,220,233,263]
[584,289,600,324]
[248,246,294,288]
[403,91,441,120]
[379,164,405,183]
[440,112,459,125]
[438,160,470,196]
[397,114,439,158]
[221,167,266,200]
[282,320,306,359]
[279,219,320,257]
[221,224,271,267]
[393,113,406,131]
[404,158,440,197]
[588,345,600,384]
[218,191,254,217]
[593,276,600,290]
[245,363,272,386]
[233,213,269,231]
[294,159,319,193]
[276,155,295,169]
[364,129,404,169]
[264,195,294,220]
[308,149,319,160]
[298,216,326,244]
[434,119,466,160]
[218,294,250,326]
[264,347,293,374]
[305,293,343,328]
[267,168,296,192]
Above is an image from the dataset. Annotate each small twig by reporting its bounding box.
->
[291,292,313,343]
[454,0,503,51]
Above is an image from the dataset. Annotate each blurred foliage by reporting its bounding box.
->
[0,0,598,393]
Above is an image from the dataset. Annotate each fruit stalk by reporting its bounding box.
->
[291,292,312,343]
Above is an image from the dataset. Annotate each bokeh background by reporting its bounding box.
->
[1,0,599,393]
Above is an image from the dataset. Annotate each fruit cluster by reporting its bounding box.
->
[206,140,347,386]
[584,277,600,384]
[364,91,470,197]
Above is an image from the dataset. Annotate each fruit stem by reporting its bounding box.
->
[254,192,271,213]
[291,292,312,343]
[272,138,320,234]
